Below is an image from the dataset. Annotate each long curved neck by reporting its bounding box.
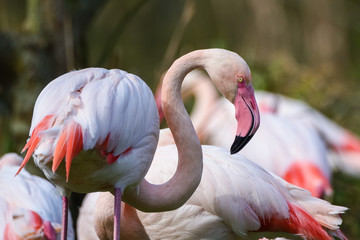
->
[123,51,205,212]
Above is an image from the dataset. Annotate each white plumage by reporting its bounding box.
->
[203,97,333,197]
[77,48,348,240]
[255,91,360,177]
[140,144,345,239]
[21,68,159,194]
[0,153,75,239]
[17,67,160,239]
[78,143,347,240]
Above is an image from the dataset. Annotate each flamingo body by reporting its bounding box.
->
[140,145,343,239]
[78,144,347,240]
[19,68,159,195]
[17,67,159,240]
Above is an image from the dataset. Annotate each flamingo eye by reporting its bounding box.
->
[238,77,244,83]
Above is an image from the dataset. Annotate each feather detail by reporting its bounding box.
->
[52,129,68,173]
[258,203,331,240]
[97,134,129,165]
[65,121,83,181]
[22,115,55,153]
[16,115,55,176]
[52,120,84,181]
[283,161,332,198]
[279,176,347,231]
[106,153,119,165]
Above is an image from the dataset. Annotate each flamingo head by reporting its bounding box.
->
[203,49,260,154]
[230,74,260,154]
[4,208,60,240]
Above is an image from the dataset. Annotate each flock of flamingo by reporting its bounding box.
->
[1,48,359,239]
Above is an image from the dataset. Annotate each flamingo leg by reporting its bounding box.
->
[114,187,122,240]
[61,196,68,240]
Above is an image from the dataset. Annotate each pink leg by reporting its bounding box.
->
[61,196,68,240]
[114,187,122,240]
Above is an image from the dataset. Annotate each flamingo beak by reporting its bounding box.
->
[230,85,260,154]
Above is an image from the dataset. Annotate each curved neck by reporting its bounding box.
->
[123,51,205,212]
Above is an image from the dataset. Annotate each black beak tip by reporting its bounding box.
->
[230,134,254,154]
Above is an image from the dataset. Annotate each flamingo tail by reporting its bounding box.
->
[259,203,334,240]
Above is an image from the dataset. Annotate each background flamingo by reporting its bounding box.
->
[0,153,75,239]
[204,99,333,199]
[254,91,360,177]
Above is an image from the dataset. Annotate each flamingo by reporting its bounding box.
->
[78,49,347,239]
[155,72,333,198]
[15,68,160,240]
[254,91,360,177]
[0,153,75,239]
[77,142,347,239]
[16,48,258,239]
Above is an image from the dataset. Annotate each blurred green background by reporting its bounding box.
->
[0,0,359,238]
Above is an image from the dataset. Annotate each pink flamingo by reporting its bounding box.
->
[16,48,258,240]
[0,153,74,239]
[16,68,160,240]
[155,72,333,198]
[78,49,347,239]
[255,91,360,177]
